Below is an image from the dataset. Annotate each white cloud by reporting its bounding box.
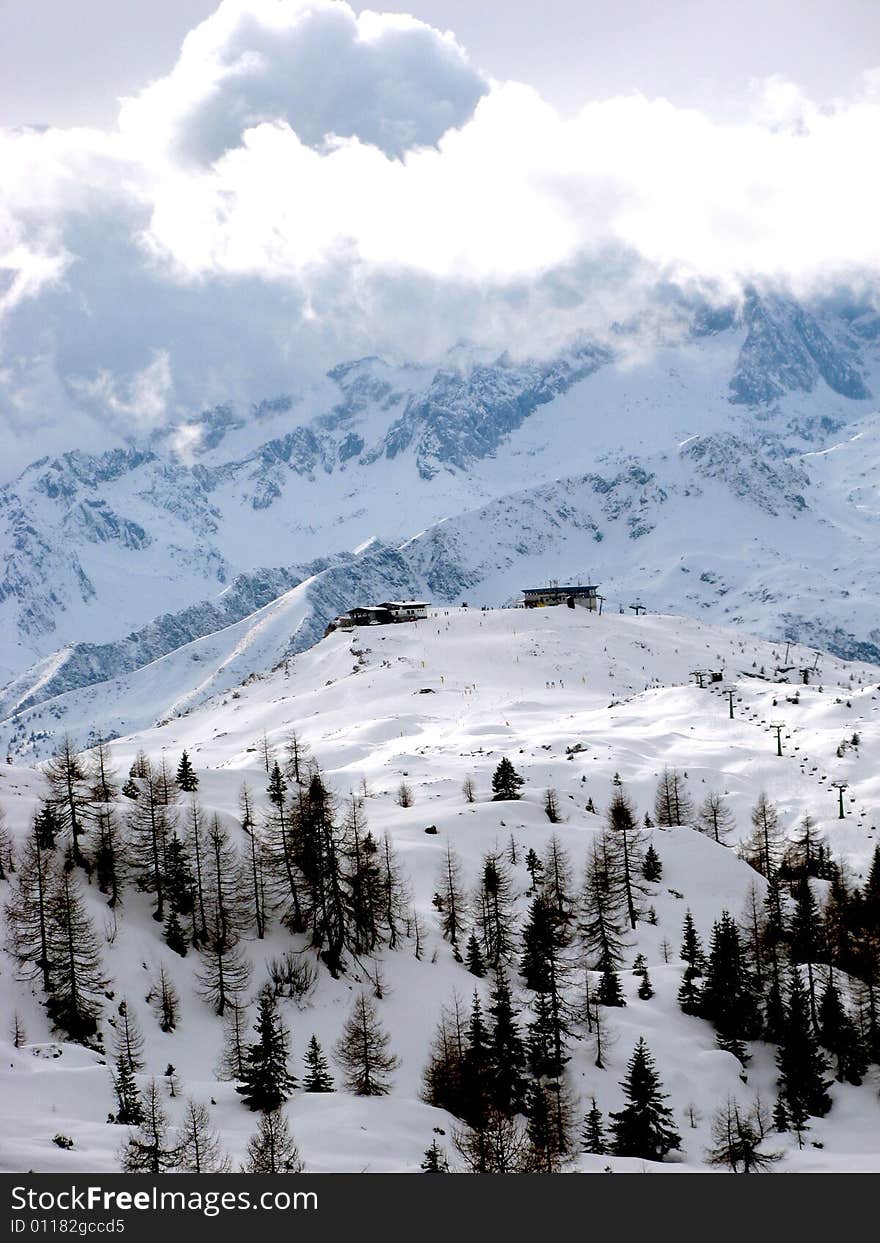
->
[0,0,879,476]
[69,349,174,428]
[117,0,488,162]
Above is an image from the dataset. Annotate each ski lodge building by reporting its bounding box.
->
[521,584,601,611]
[332,600,430,629]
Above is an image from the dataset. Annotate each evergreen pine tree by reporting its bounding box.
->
[474,850,516,968]
[175,751,199,793]
[525,1078,558,1172]
[491,757,524,801]
[111,1055,144,1125]
[680,910,704,970]
[163,833,194,921]
[596,967,626,1007]
[465,931,485,977]
[295,773,348,974]
[701,911,760,1062]
[864,844,880,925]
[789,878,824,1032]
[420,1138,449,1172]
[677,966,703,1016]
[93,806,126,909]
[521,894,571,1078]
[581,1097,607,1154]
[487,966,528,1117]
[642,844,662,882]
[609,1038,682,1161]
[776,965,832,1141]
[302,1034,334,1092]
[267,761,287,810]
[525,1074,574,1171]
[460,991,492,1128]
[34,802,60,851]
[764,964,788,1046]
[524,848,544,894]
[164,906,188,957]
[818,973,866,1086]
[236,990,296,1112]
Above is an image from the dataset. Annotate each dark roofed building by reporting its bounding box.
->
[334,601,430,629]
[348,605,393,625]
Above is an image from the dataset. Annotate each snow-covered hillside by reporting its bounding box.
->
[2,289,880,752]
[2,607,879,1173]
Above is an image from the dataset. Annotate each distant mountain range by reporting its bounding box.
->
[2,286,879,754]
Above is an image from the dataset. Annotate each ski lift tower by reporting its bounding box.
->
[831,779,849,819]
[722,685,736,720]
[770,721,786,757]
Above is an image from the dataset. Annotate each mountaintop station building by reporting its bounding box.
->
[334,600,430,629]
[522,585,600,611]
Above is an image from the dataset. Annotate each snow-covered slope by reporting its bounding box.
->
[7,409,880,756]
[1,289,879,721]
[2,607,879,1172]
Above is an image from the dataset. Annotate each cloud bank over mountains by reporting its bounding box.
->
[1,0,879,475]
[117,0,489,162]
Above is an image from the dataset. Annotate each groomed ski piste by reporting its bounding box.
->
[2,604,880,1172]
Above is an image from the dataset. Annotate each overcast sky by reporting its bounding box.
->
[1,0,878,475]
[2,0,878,128]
